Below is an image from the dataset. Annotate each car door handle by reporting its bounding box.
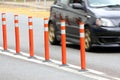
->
[86,15,91,18]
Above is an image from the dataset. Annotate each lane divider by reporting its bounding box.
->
[0,14,120,79]
[79,22,86,70]
[14,15,20,54]
[61,20,67,65]
[28,16,34,57]
[1,14,86,70]
[44,18,49,61]
[2,13,8,51]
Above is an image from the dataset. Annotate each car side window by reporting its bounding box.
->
[60,0,69,5]
[54,0,60,4]
[69,0,85,10]
[55,0,69,5]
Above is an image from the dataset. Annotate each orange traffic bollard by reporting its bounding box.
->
[44,18,49,61]
[28,16,34,57]
[79,22,86,70]
[14,15,20,54]
[2,13,8,51]
[61,20,67,65]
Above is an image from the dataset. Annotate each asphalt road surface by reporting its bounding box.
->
[0,51,95,80]
[0,13,120,79]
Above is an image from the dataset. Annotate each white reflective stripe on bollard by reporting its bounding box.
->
[28,18,32,22]
[61,30,66,34]
[44,20,48,24]
[15,23,19,27]
[79,24,84,29]
[80,33,85,38]
[29,25,33,29]
[44,27,48,31]
[15,16,18,20]
[2,14,5,18]
[2,21,6,25]
[61,22,65,27]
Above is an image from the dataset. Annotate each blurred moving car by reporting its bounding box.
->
[48,0,120,51]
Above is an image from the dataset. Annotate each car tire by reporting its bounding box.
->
[85,28,92,51]
[48,22,60,45]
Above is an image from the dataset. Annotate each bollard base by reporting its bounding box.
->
[79,69,88,72]
[14,53,21,55]
[2,50,9,52]
[28,56,36,59]
[43,60,51,62]
[59,64,68,67]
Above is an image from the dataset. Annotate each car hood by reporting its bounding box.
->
[89,7,120,18]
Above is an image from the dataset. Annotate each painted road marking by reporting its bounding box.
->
[0,47,119,80]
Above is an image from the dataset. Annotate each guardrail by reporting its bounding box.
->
[0,13,86,70]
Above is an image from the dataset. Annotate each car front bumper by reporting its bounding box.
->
[91,26,120,46]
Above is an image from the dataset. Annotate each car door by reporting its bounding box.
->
[65,0,87,43]
[54,0,69,36]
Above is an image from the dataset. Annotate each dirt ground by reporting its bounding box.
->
[0,5,50,18]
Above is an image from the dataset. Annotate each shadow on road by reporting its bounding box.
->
[65,43,120,53]
[66,43,80,50]
[52,43,120,53]
[91,47,120,53]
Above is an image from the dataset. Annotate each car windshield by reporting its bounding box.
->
[88,0,120,7]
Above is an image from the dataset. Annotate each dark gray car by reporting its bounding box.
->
[48,0,120,51]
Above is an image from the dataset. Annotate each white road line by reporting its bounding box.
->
[0,47,120,80]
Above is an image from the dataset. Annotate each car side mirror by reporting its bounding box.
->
[70,3,84,9]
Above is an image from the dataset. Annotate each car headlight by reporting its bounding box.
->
[96,18,114,26]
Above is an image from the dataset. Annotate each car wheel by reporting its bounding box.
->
[48,22,60,45]
[85,28,92,51]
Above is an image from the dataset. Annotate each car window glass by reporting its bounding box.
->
[60,0,69,5]
[55,0,69,5]
[88,0,120,7]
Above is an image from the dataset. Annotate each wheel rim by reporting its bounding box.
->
[49,23,55,43]
[85,29,91,50]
